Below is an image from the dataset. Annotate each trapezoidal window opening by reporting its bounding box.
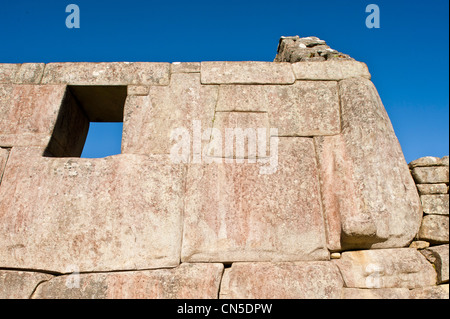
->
[44,85,127,158]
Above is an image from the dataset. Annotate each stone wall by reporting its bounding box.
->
[0,37,448,299]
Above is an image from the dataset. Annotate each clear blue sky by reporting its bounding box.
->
[1,0,448,162]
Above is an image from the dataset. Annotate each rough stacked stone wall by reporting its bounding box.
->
[0,38,448,299]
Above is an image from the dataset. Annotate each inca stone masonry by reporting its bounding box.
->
[0,36,448,299]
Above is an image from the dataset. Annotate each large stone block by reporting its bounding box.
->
[201,62,295,84]
[171,62,201,73]
[33,263,223,299]
[0,84,67,148]
[13,63,45,84]
[220,262,343,299]
[334,248,437,289]
[409,285,449,299]
[209,112,270,159]
[411,166,449,184]
[315,78,422,250]
[215,84,271,112]
[268,81,340,136]
[341,288,411,299]
[421,194,449,215]
[421,245,449,284]
[181,137,329,263]
[292,60,371,80]
[216,82,340,136]
[343,286,450,299]
[418,215,449,243]
[0,270,53,299]
[0,64,20,83]
[41,62,170,85]
[122,73,218,156]
[0,147,185,273]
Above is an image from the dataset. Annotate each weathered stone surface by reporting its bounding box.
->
[421,245,449,284]
[209,112,270,159]
[0,147,185,273]
[182,137,329,262]
[171,62,201,73]
[334,248,437,289]
[0,64,20,83]
[411,166,449,184]
[220,262,343,299]
[217,82,340,138]
[315,78,422,250]
[122,73,218,156]
[342,288,411,299]
[421,195,449,215]
[417,184,448,195]
[13,63,45,84]
[0,270,53,299]
[0,84,67,148]
[292,60,370,80]
[33,263,223,299]
[409,156,447,168]
[41,62,170,85]
[418,215,449,243]
[127,85,149,96]
[201,61,295,84]
[409,285,449,299]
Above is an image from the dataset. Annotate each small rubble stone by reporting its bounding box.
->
[330,253,341,259]
[274,36,354,63]
[411,166,449,184]
[418,215,449,244]
[409,156,444,168]
[409,241,430,250]
[417,184,448,195]
[421,194,449,215]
